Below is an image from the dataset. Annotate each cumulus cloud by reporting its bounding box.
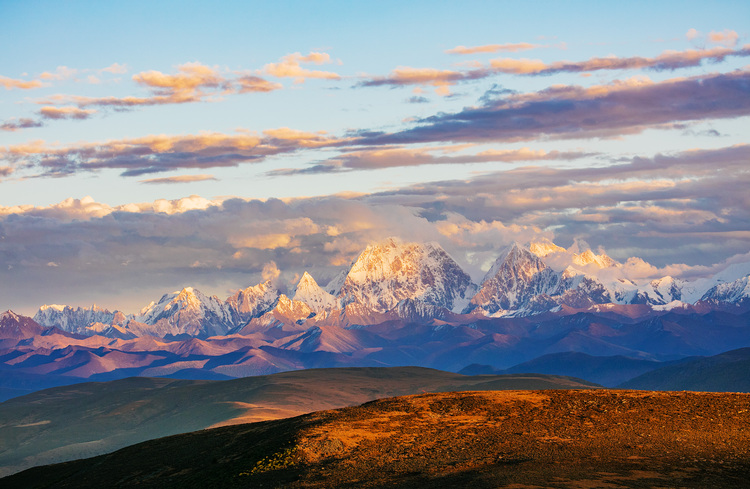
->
[262,52,341,83]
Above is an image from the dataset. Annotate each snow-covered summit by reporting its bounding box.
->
[293,272,340,313]
[337,237,477,313]
[136,287,234,338]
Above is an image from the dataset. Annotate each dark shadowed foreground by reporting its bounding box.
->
[4,389,750,488]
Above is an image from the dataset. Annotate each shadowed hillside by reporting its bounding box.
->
[4,389,749,488]
[0,366,596,477]
[620,347,750,391]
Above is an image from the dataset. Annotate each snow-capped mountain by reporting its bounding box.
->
[336,237,477,314]
[466,242,692,316]
[225,280,280,323]
[293,272,340,313]
[34,304,118,335]
[135,287,235,338]
[25,238,750,340]
[700,274,750,308]
[466,243,561,316]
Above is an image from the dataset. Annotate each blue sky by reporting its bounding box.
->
[1,0,749,313]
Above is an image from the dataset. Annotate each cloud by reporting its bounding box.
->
[1,129,347,178]
[101,63,128,74]
[262,52,341,83]
[488,45,750,75]
[358,46,750,93]
[235,75,282,93]
[1,118,44,131]
[40,62,282,110]
[357,66,485,95]
[139,174,217,184]
[358,70,750,144]
[688,28,740,48]
[3,156,747,315]
[406,95,430,104]
[38,66,78,81]
[446,42,540,55]
[358,143,750,269]
[272,145,596,175]
[708,30,740,48]
[38,106,96,120]
[0,75,44,90]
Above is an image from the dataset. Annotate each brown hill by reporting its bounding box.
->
[4,389,749,488]
[0,367,596,477]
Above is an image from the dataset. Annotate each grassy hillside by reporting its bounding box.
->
[4,389,749,488]
[0,366,596,477]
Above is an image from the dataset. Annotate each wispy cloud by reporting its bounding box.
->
[1,118,44,131]
[139,174,218,184]
[0,75,44,90]
[271,145,596,175]
[489,45,750,75]
[38,106,96,120]
[357,46,750,94]
[446,42,541,55]
[0,129,347,177]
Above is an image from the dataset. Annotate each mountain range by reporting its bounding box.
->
[28,237,750,338]
[2,237,749,398]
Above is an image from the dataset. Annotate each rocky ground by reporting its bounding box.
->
[4,389,750,488]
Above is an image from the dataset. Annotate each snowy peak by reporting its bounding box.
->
[529,239,565,257]
[225,280,280,321]
[572,249,617,268]
[34,304,118,335]
[136,287,234,338]
[469,242,559,315]
[293,272,340,313]
[701,274,750,306]
[338,237,476,313]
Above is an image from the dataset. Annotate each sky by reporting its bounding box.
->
[1,0,749,315]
